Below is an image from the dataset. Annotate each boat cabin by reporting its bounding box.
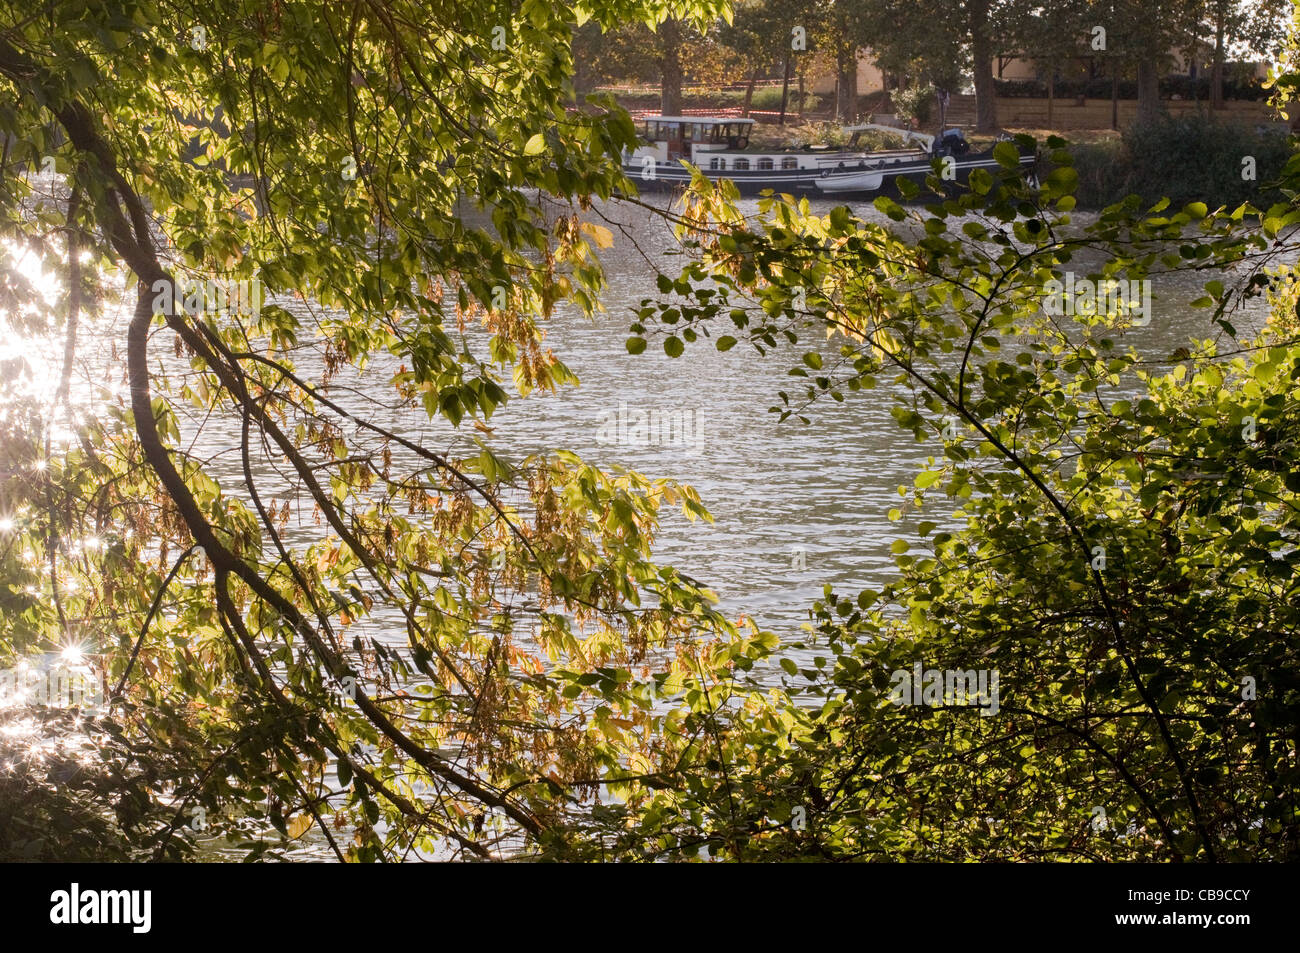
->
[623,114,964,191]
[622,114,1017,197]
[635,116,756,162]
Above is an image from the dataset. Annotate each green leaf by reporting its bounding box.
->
[967,168,993,195]
[1046,166,1077,194]
[993,141,1021,170]
[873,196,906,221]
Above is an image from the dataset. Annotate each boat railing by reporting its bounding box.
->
[841,123,935,153]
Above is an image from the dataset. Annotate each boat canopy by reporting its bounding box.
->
[642,116,756,125]
[841,122,934,153]
[639,116,755,144]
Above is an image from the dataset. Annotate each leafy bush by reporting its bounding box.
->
[996,77,1139,99]
[892,83,936,125]
[994,74,1268,101]
[0,710,194,861]
[1120,113,1290,207]
[995,78,1050,98]
[1063,115,1291,209]
[1067,137,1128,207]
[749,86,820,112]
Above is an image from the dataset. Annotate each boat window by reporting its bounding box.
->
[709,156,722,170]
[758,157,774,170]
[732,158,750,171]
[781,157,798,169]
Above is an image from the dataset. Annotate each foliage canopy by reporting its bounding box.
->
[1,0,1298,862]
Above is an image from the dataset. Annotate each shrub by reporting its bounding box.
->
[1067,137,1127,207]
[996,77,1140,99]
[749,86,820,112]
[995,74,1269,102]
[892,83,936,125]
[1063,114,1291,209]
[1119,112,1290,207]
[994,78,1045,98]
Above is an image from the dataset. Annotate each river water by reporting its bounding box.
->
[8,188,1276,644]
[276,195,1264,639]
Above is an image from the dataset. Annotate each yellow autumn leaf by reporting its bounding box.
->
[580,222,614,249]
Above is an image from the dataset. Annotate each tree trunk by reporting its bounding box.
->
[742,69,759,118]
[572,29,593,100]
[797,69,805,118]
[1136,58,1161,125]
[1046,68,1054,129]
[779,51,791,126]
[657,18,682,116]
[1211,9,1225,110]
[836,42,858,122]
[1111,69,1119,130]
[968,0,997,132]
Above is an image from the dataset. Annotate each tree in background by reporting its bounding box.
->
[720,0,817,122]
[852,0,1010,132]
[1008,0,1094,128]
[573,14,746,113]
[1197,0,1291,110]
[658,17,686,113]
[965,0,1002,131]
[573,21,658,94]
[1088,0,1202,125]
[827,0,873,122]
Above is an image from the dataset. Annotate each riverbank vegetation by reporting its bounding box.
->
[2,0,1298,861]
[1068,112,1293,208]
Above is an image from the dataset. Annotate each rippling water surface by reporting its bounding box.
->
[9,187,1276,641]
